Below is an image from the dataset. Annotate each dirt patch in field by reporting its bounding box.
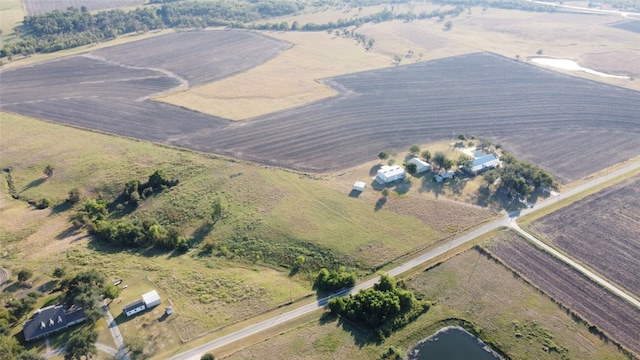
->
[530,174,640,296]
[489,232,640,357]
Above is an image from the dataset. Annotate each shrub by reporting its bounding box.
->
[36,197,53,209]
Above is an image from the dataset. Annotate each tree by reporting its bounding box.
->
[378,151,389,162]
[102,284,121,304]
[381,188,389,198]
[210,196,227,223]
[409,144,420,155]
[68,188,81,204]
[405,162,417,175]
[201,354,215,360]
[17,269,33,282]
[443,158,454,171]
[43,164,54,178]
[432,151,446,170]
[53,267,66,278]
[421,150,431,162]
[64,330,98,360]
[456,155,473,170]
[17,351,46,360]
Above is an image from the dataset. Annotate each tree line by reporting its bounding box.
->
[1,0,301,58]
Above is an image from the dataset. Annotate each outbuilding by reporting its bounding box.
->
[353,181,366,192]
[471,153,500,173]
[142,290,161,308]
[375,165,406,184]
[434,170,456,183]
[123,300,146,317]
[407,157,430,173]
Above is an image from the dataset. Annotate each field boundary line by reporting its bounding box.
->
[510,221,640,309]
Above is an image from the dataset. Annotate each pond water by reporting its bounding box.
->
[408,327,502,360]
[531,57,629,79]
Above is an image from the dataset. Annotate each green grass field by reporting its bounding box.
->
[0,111,495,357]
[225,246,628,360]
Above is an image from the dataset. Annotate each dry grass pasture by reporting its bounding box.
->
[488,231,640,357]
[529,174,640,296]
[1,111,499,356]
[224,248,628,360]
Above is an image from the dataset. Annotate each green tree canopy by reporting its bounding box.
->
[64,330,98,360]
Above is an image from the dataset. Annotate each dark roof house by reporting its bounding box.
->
[23,305,86,341]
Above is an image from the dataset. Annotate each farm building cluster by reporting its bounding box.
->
[22,305,86,341]
[355,149,501,190]
[123,290,161,317]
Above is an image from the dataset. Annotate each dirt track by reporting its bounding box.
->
[2,31,639,180]
[531,174,640,296]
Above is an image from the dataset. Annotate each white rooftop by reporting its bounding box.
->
[142,290,160,304]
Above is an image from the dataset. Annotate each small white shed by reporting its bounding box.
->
[353,181,366,192]
[142,290,161,308]
[407,158,430,173]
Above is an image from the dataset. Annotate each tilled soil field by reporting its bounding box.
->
[530,174,640,296]
[489,232,640,357]
[2,31,639,179]
[23,0,144,16]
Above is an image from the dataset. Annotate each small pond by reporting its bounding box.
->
[408,326,502,360]
[531,57,629,79]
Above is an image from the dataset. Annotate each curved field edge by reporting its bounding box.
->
[529,174,640,296]
[486,231,640,358]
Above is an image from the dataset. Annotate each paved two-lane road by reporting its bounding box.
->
[168,160,640,360]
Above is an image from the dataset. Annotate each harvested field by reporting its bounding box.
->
[2,31,640,180]
[489,232,640,357]
[611,20,640,33]
[530,174,640,296]
[23,0,144,16]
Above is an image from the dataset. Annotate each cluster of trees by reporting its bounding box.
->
[71,170,190,251]
[2,1,302,57]
[483,153,556,199]
[313,267,357,292]
[327,274,429,339]
[122,169,179,206]
[0,320,45,360]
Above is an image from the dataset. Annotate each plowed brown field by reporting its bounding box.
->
[489,232,640,357]
[2,31,639,179]
[530,174,640,296]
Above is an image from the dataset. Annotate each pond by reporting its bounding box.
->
[408,326,502,360]
[531,57,629,79]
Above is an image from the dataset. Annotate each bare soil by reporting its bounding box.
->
[2,33,639,181]
[530,174,640,296]
[489,232,640,357]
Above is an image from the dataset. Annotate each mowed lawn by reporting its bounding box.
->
[224,248,627,360]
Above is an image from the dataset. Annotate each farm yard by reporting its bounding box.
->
[2,30,639,181]
[23,0,145,16]
[488,232,640,357]
[529,174,640,296]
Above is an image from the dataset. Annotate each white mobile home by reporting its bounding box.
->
[375,165,406,184]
